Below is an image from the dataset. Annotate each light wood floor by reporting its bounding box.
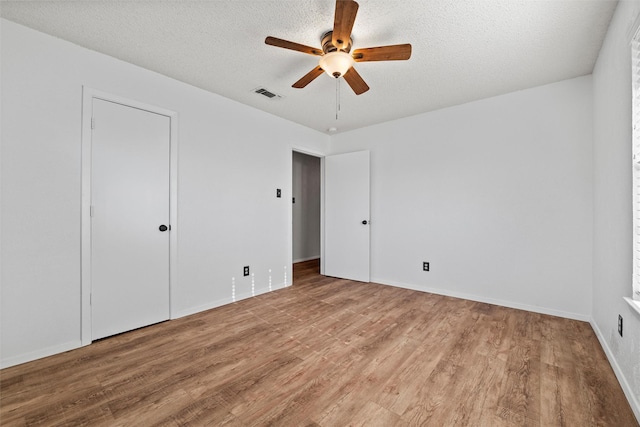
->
[1,259,637,426]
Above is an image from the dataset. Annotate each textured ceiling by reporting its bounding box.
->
[1,0,618,134]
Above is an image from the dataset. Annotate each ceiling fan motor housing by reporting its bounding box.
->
[322,31,352,54]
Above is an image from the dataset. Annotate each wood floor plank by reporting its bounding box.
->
[318,395,408,427]
[539,362,580,427]
[496,338,542,423]
[441,352,506,426]
[0,259,637,426]
[400,308,487,425]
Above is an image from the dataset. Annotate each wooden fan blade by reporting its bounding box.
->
[293,66,325,88]
[333,0,359,50]
[352,44,412,62]
[265,36,323,56]
[343,67,369,95]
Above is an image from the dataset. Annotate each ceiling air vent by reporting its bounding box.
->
[253,87,283,100]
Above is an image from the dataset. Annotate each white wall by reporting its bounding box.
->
[292,151,321,263]
[330,76,594,320]
[0,19,328,367]
[592,0,640,418]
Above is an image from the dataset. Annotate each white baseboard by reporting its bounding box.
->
[371,277,590,322]
[1,283,291,369]
[0,340,82,369]
[590,319,640,423]
[172,282,289,319]
[293,256,320,264]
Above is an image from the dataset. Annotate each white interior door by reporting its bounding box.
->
[91,98,171,340]
[324,150,370,282]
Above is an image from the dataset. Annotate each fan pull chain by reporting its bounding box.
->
[335,78,339,120]
[339,78,341,114]
[335,77,342,120]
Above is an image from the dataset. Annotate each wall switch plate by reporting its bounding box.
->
[243,266,250,276]
[423,262,429,272]
[618,314,623,337]
[276,189,281,198]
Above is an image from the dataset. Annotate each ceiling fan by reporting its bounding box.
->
[265,0,412,95]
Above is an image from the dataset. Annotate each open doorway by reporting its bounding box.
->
[292,151,321,283]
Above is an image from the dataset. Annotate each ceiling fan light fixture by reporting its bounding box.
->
[319,51,354,78]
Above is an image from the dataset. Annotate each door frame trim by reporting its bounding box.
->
[80,87,179,345]
[291,148,325,276]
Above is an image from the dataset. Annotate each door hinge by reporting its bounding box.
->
[90,206,95,217]
[91,117,95,129]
